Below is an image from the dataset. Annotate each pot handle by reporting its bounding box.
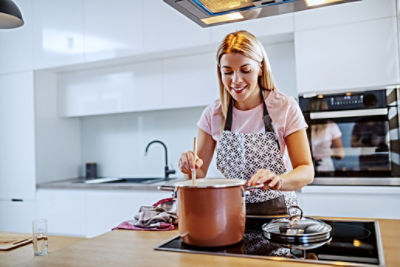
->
[158,185,176,192]
[244,183,265,191]
[288,205,303,220]
[242,183,264,197]
[158,185,177,198]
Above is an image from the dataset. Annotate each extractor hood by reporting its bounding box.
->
[163,0,360,27]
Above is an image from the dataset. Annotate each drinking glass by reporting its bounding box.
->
[32,219,48,256]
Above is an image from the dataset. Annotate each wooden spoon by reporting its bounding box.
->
[192,137,197,186]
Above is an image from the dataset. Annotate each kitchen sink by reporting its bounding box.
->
[81,177,176,184]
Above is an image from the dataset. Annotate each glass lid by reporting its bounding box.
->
[262,206,332,243]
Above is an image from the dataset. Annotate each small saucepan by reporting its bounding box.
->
[159,178,262,247]
[262,206,332,246]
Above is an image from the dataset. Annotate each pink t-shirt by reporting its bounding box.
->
[311,122,342,160]
[197,90,308,170]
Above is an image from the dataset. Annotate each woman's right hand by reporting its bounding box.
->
[178,151,203,175]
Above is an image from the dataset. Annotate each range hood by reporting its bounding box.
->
[163,0,360,27]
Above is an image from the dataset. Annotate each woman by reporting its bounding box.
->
[178,31,314,215]
[309,99,344,172]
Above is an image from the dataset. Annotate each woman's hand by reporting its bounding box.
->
[247,169,282,190]
[178,151,203,175]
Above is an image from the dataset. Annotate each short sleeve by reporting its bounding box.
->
[329,122,342,139]
[197,104,213,136]
[284,96,308,138]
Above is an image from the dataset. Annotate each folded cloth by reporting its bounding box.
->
[112,220,174,231]
[134,206,178,228]
[113,199,178,231]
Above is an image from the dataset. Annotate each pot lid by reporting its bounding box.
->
[174,178,246,188]
[262,206,332,244]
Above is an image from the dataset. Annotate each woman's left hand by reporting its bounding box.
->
[247,169,282,190]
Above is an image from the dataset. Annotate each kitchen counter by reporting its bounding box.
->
[38,177,400,193]
[9,217,400,267]
[0,233,85,267]
[37,177,183,191]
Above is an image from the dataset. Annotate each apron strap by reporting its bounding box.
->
[261,90,271,133]
[261,90,281,151]
[224,96,234,131]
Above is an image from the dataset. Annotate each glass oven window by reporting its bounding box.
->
[310,116,390,175]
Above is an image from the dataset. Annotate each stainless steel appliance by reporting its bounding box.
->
[163,0,360,28]
[299,87,400,186]
[156,217,385,267]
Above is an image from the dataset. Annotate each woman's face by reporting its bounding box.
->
[220,53,262,110]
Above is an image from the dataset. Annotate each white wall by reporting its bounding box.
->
[35,71,81,183]
[80,107,207,178]
[264,41,297,98]
[78,41,297,178]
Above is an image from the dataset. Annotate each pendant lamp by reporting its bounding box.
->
[0,0,24,29]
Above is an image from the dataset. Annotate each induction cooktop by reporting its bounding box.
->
[155,217,384,266]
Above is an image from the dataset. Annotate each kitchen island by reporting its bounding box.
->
[6,217,400,267]
[0,234,85,267]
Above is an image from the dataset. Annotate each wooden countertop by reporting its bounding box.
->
[5,218,400,267]
[0,233,85,267]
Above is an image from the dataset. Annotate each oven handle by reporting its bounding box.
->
[310,108,388,119]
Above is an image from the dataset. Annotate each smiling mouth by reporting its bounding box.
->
[231,85,248,93]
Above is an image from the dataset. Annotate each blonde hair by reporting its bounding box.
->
[216,30,277,128]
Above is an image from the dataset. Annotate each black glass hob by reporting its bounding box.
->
[155,217,385,266]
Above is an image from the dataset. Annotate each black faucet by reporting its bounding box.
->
[144,140,176,180]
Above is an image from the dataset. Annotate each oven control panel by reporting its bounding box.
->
[299,89,389,112]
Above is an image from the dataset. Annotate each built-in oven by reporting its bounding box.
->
[299,87,400,186]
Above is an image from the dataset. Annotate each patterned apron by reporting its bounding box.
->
[216,90,298,215]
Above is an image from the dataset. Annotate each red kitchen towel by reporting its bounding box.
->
[112,220,175,231]
[152,197,174,207]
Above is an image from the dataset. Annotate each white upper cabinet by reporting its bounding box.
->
[58,60,163,117]
[294,0,396,31]
[59,52,217,117]
[0,72,36,200]
[83,0,143,62]
[58,67,136,117]
[33,0,84,69]
[398,0,400,15]
[131,60,164,112]
[295,17,400,94]
[0,0,33,74]
[163,52,218,109]
[142,0,211,53]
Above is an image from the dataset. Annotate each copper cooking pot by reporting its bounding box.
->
[159,178,262,247]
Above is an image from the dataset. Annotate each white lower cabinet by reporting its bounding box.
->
[32,186,400,237]
[0,200,36,233]
[36,189,86,236]
[37,189,172,237]
[297,186,400,219]
[85,190,171,238]
[59,51,218,117]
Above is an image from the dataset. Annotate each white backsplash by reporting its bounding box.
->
[80,106,222,178]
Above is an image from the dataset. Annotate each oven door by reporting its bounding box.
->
[306,107,400,184]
